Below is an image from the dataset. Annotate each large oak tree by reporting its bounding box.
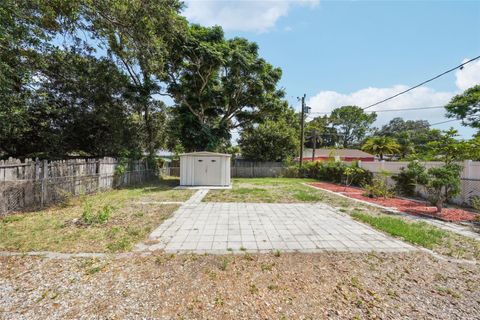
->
[329,106,377,148]
[164,25,285,151]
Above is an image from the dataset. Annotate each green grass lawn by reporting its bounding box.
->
[351,211,480,260]
[203,178,328,203]
[351,212,447,249]
[0,178,192,253]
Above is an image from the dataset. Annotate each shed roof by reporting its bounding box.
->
[180,151,231,157]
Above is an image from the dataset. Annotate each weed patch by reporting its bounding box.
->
[81,202,112,225]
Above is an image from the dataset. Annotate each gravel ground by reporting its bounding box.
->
[1,251,479,319]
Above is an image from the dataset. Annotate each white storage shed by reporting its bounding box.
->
[180,151,231,186]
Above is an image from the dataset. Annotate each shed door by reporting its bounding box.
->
[194,157,221,185]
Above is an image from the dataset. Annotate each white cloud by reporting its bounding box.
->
[455,58,480,91]
[306,58,480,131]
[307,85,453,125]
[183,0,319,33]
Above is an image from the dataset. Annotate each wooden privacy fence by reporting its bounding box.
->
[357,160,480,205]
[0,157,154,215]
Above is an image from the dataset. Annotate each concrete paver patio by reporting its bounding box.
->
[139,191,414,254]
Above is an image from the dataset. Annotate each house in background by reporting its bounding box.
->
[301,148,375,162]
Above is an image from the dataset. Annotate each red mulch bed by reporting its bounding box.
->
[309,182,477,222]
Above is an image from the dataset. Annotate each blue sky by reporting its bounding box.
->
[184,0,480,138]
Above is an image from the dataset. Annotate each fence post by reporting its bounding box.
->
[0,160,4,214]
[463,160,472,179]
[41,160,48,207]
[462,160,472,203]
[97,159,102,192]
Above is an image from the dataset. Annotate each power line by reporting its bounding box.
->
[429,119,460,127]
[362,55,480,110]
[304,117,459,128]
[298,94,307,168]
[309,105,445,115]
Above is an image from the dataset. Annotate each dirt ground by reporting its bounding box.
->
[1,251,479,319]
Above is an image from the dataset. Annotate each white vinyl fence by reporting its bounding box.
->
[357,160,480,205]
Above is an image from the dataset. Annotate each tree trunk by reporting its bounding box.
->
[144,105,155,157]
[435,199,443,213]
[141,73,155,157]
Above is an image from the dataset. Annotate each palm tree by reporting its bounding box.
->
[362,136,401,160]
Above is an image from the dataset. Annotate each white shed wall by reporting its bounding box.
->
[180,152,231,186]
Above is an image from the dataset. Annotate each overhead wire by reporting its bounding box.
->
[304,56,480,128]
[309,105,445,115]
[361,55,480,110]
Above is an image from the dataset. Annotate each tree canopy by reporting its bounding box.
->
[238,102,299,162]
[304,115,338,148]
[0,0,287,159]
[446,85,480,128]
[376,117,441,158]
[425,128,480,163]
[165,26,285,151]
[329,106,377,148]
[2,1,478,163]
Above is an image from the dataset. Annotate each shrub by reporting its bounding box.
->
[363,175,395,199]
[470,197,480,222]
[343,166,368,189]
[292,160,372,186]
[316,161,345,183]
[470,196,480,213]
[422,164,462,212]
[392,161,428,196]
[282,166,300,178]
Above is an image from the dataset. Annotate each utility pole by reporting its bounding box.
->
[311,128,317,162]
[298,94,309,168]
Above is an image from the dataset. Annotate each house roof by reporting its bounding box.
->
[180,151,231,157]
[303,148,374,158]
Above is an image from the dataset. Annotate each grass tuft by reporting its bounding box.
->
[293,190,323,202]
